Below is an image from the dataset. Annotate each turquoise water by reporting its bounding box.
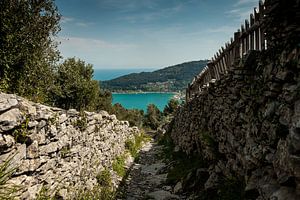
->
[112,93,175,112]
[94,68,155,81]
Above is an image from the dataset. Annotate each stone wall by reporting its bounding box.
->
[169,45,300,199]
[0,93,139,199]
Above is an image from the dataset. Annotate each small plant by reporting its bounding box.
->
[73,112,87,131]
[96,168,112,187]
[75,185,115,200]
[125,139,136,157]
[125,131,150,158]
[112,155,126,177]
[12,116,30,144]
[60,146,70,158]
[0,156,20,200]
[199,131,220,159]
[36,186,52,200]
[48,113,59,126]
[94,125,100,133]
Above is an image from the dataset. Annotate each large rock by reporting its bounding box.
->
[0,108,23,132]
[0,93,18,112]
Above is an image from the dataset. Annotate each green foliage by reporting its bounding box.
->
[96,168,112,187]
[158,131,208,192]
[35,186,53,200]
[158,130,175,160]
[125,131,150,158]
[112,155,126,177]
[199,131,220,159]
[163,99,180,116]
[166,152,206,185]
[75,185,115,200]
[0,156,19,200]
[60,146,70,158]
[52,58,109,111]
[12,116,30,144]
[75,168,115,200]
[102,60,208,92]
[0,0,60,102]
[111,103,143,127]
[73,111,88,131]
[143,104,162,130]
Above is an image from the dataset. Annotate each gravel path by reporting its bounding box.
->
[118,139,184,200]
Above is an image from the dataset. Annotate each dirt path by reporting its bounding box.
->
[118,139,184,200]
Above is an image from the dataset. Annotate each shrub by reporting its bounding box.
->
[12,116,30,144]
[125,131,150,158]
[73,112,87,131]
[112,156,126,177]
[75,185,115,200]
[96,169,112,187]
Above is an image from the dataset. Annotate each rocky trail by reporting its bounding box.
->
[118,139,184,200]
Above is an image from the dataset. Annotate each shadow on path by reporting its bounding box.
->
[116,139,182,200]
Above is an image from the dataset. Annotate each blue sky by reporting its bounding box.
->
[56,0,260,69]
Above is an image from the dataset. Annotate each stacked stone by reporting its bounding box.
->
[0,93,139,199]
[169,46,300,200]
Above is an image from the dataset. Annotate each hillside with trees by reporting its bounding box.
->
[101,60,208,92]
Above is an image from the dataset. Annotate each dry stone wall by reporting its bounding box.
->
[0,93,139,199]
[169,46,300,199]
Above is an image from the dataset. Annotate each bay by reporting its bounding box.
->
[112,93,175,112]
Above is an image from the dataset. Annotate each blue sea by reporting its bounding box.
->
[94,69,173,111]
[112,93,175,112]
[93,68,155,81]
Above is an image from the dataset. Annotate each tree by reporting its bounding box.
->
[163,99,180,116]
[111,103,144,127]
[144,104,162,130]
[0,0,60,102]
[52,58,102,111]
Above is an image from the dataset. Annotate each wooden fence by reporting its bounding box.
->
[186,0,267,101]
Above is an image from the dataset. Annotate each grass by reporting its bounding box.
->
[35,186,53,200]
[75,186,115,200]
[125,131,150,158]
[96,168,112,187]
[158,131,208,193]
[166,151,207,185]
[112,155,126,177]
[0,156,20,200]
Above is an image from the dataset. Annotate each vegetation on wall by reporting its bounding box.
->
[0,157,19,200]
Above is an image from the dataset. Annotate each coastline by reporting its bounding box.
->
[112,91,179,94]
[112,91,184,101]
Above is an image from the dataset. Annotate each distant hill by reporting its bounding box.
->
[101,60,208,92]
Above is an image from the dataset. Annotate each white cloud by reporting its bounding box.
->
[206,26,236,34]
[58,36,137,50]
[234,0,259,7]
[227,0,262,22]
[119,3,183,24]
[61,16,74,23]
[61,16,93,27]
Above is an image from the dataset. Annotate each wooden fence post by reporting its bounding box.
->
[250,14,255,50]
[234,31,241,61]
